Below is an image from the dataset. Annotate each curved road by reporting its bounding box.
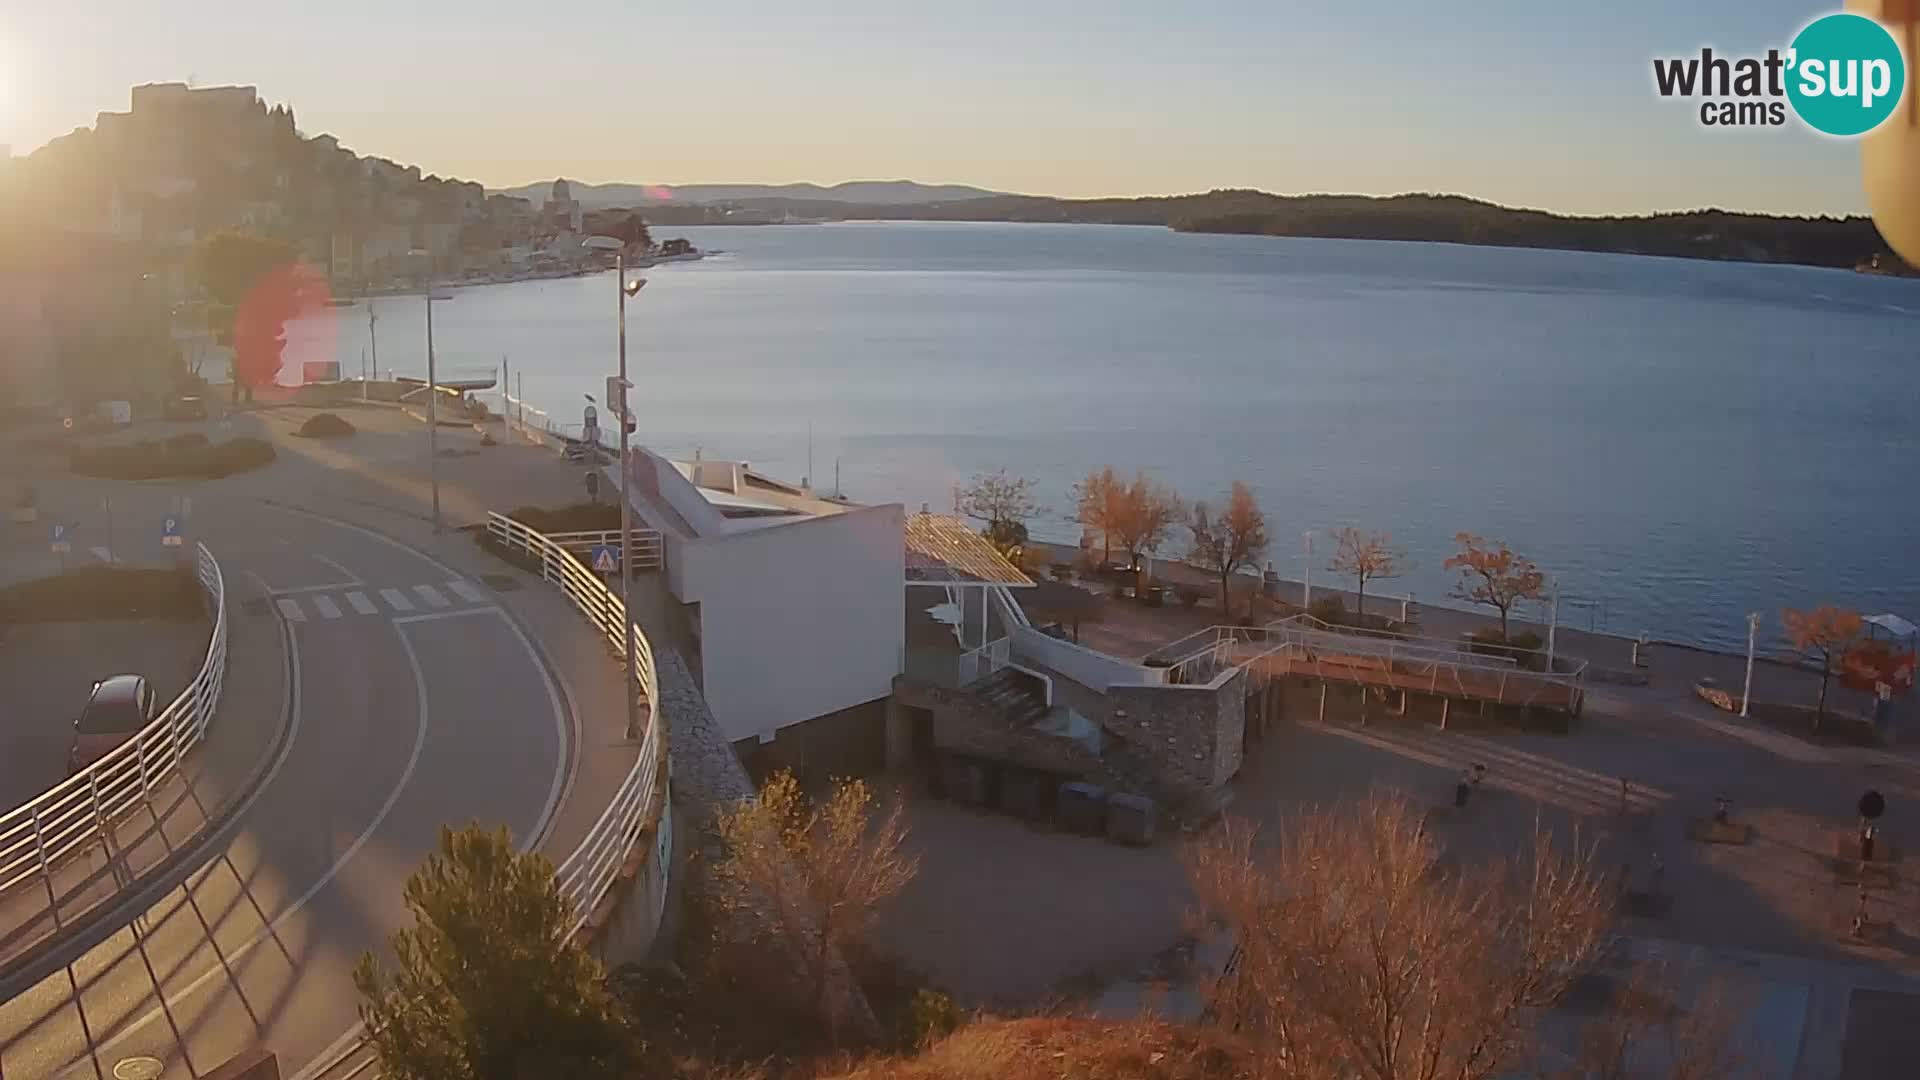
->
[0,493,572,1079]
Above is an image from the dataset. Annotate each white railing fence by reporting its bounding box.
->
[0,544,228,917]
[543,528,665,572]
[305,514,674,1080]
[956,636,1012,687]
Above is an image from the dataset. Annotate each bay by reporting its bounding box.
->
[284,221,1920,651]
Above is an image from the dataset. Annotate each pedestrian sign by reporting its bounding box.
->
[50,522,70,554]
[162,517,183,547]
[589,544,619,573]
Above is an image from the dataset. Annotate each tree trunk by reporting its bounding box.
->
[1498,605,1510,641]
[1357,578,1367,622]
[1815,658,1831,732]
[1220,571,1232,619]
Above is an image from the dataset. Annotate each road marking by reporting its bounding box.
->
[412,584,450,609]
[310,595,342,620]
[344,591,377,616]
[446,579,486,604]
[392,607,498,625]
[268,582,360,596]
[379,588,414,612]
[91,546,115,564]
[75,599,431,1069]
[312,553,362,584]
[274,598,306,622]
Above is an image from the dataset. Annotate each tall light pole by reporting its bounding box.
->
[411,252,449,533]
[1741,611,1761,718]
[1302,530,1314,609]
[585,235,646,740]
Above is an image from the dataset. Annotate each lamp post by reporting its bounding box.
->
[584,235,647,740]
[1302,530,1314,609]
[1741,611,1761,718]
[410,251,450,533]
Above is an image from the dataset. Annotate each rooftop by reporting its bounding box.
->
[905,512,1033,587]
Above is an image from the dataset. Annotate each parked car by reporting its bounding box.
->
[68,674,157,774]
[163,395,208,421]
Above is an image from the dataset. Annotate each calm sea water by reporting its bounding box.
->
[286,222,1920,650]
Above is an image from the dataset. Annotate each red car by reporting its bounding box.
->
[68,675,157,774]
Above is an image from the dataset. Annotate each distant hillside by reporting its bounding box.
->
[497,179,1006,209]
[631,189,1903,272]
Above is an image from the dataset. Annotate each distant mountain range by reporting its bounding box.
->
[496,179,1006,209]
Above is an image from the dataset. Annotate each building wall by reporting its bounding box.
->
[673,504,905,743]
[734,696,890,785]
[1105,668,1247,801]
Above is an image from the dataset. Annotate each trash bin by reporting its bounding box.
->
[1058,781,1107,835]
[999,769,1048,821]
[1107,792,1156,846]
[941,755,991,807]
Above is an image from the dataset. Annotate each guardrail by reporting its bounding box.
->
[543,527,665,572]
[0,543,228,916]
[306,515,673,1080]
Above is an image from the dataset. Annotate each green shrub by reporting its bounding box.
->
[0,567,203,624]
[1466,628,1546,671]
[903,988,964,1047]
[296,412,356,438]
[70,435,275,480]
[1308,594,1348,626]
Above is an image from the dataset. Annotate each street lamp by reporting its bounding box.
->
[1302,530,1315,609]
[410,250,452,533]
[583,235,648,740]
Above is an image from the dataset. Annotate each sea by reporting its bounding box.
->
[283,221,1920,652]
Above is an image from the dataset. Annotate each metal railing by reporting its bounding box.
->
[0,543,228,913]
[543,527,665,572]
[1157,617,1587,709]
[957,636,1012,687]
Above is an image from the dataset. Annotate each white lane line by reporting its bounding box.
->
[379,588,414,612]
[344,591,378,616]
[269,582,360,596]
[392,607,499,625]
[412,584,450,609]
[312,553,362,584]
[311,595,342,620]
[79,601,431,1067]
[446,579,486,604]
[274,598,306,622]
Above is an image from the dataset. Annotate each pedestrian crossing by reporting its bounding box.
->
[272,581,491,622]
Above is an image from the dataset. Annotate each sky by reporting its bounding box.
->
[0,1,1883,215]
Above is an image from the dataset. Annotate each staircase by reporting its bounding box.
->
[974,668,1048,727]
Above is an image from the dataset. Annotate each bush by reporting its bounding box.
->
[1175,583,1206,608]
[296,412,356,438]
[503,502,623,533]
[1308,594,1348,626]
[0,567,203,624]
[70,435,275,480]
[1466,628,1546,671]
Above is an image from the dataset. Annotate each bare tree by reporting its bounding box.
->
[1188,482,1269,617]
[1110,471,1184,570]
[1547,959,1750,1080]
[1327,527,1408,622]
[956,468,1043,556]
[711,771,919,1039]
[1782,604,1865,732]
[1071,466,1123,565]
[1445,532,1546,640]
[1187,795,1614,1080]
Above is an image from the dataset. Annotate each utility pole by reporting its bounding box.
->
[1303,530,1314,609]
[425,286,441,533]
[1547,580,1559,670]
[366,292,378,404]
[615,250,639,741]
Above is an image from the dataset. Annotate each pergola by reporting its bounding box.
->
[904,512,1034,656]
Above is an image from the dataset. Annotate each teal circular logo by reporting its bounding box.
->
[1787,13,1906,137]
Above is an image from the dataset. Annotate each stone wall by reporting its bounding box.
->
[1105,667,1247,806]
[735,695,890,785]
[897,677,1107,779]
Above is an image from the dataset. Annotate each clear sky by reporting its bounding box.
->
[0,1,1878,215]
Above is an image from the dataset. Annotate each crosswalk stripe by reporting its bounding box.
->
[275,598,307,622]
[446,579,486,604]
[380,588,414,612]
[312,595,342,620]
[345,591,378,616]
[412,584,450,609]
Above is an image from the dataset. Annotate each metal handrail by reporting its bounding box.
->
[0,544,228,911]
[305,516,673,1080]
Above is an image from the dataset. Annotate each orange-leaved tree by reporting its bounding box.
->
[1071,466,1124,565]
[1326,526,1408,622]
[1188,482,1269,617]
[1444,532,1544,641]
[1782,605,1864,731]
[1110,471,1184,571]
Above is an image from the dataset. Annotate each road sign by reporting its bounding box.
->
[584,470,601,502]
[590,544,619,573]
[605,376,630,420]
[50,522,70,554]
[161,517,183,547]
